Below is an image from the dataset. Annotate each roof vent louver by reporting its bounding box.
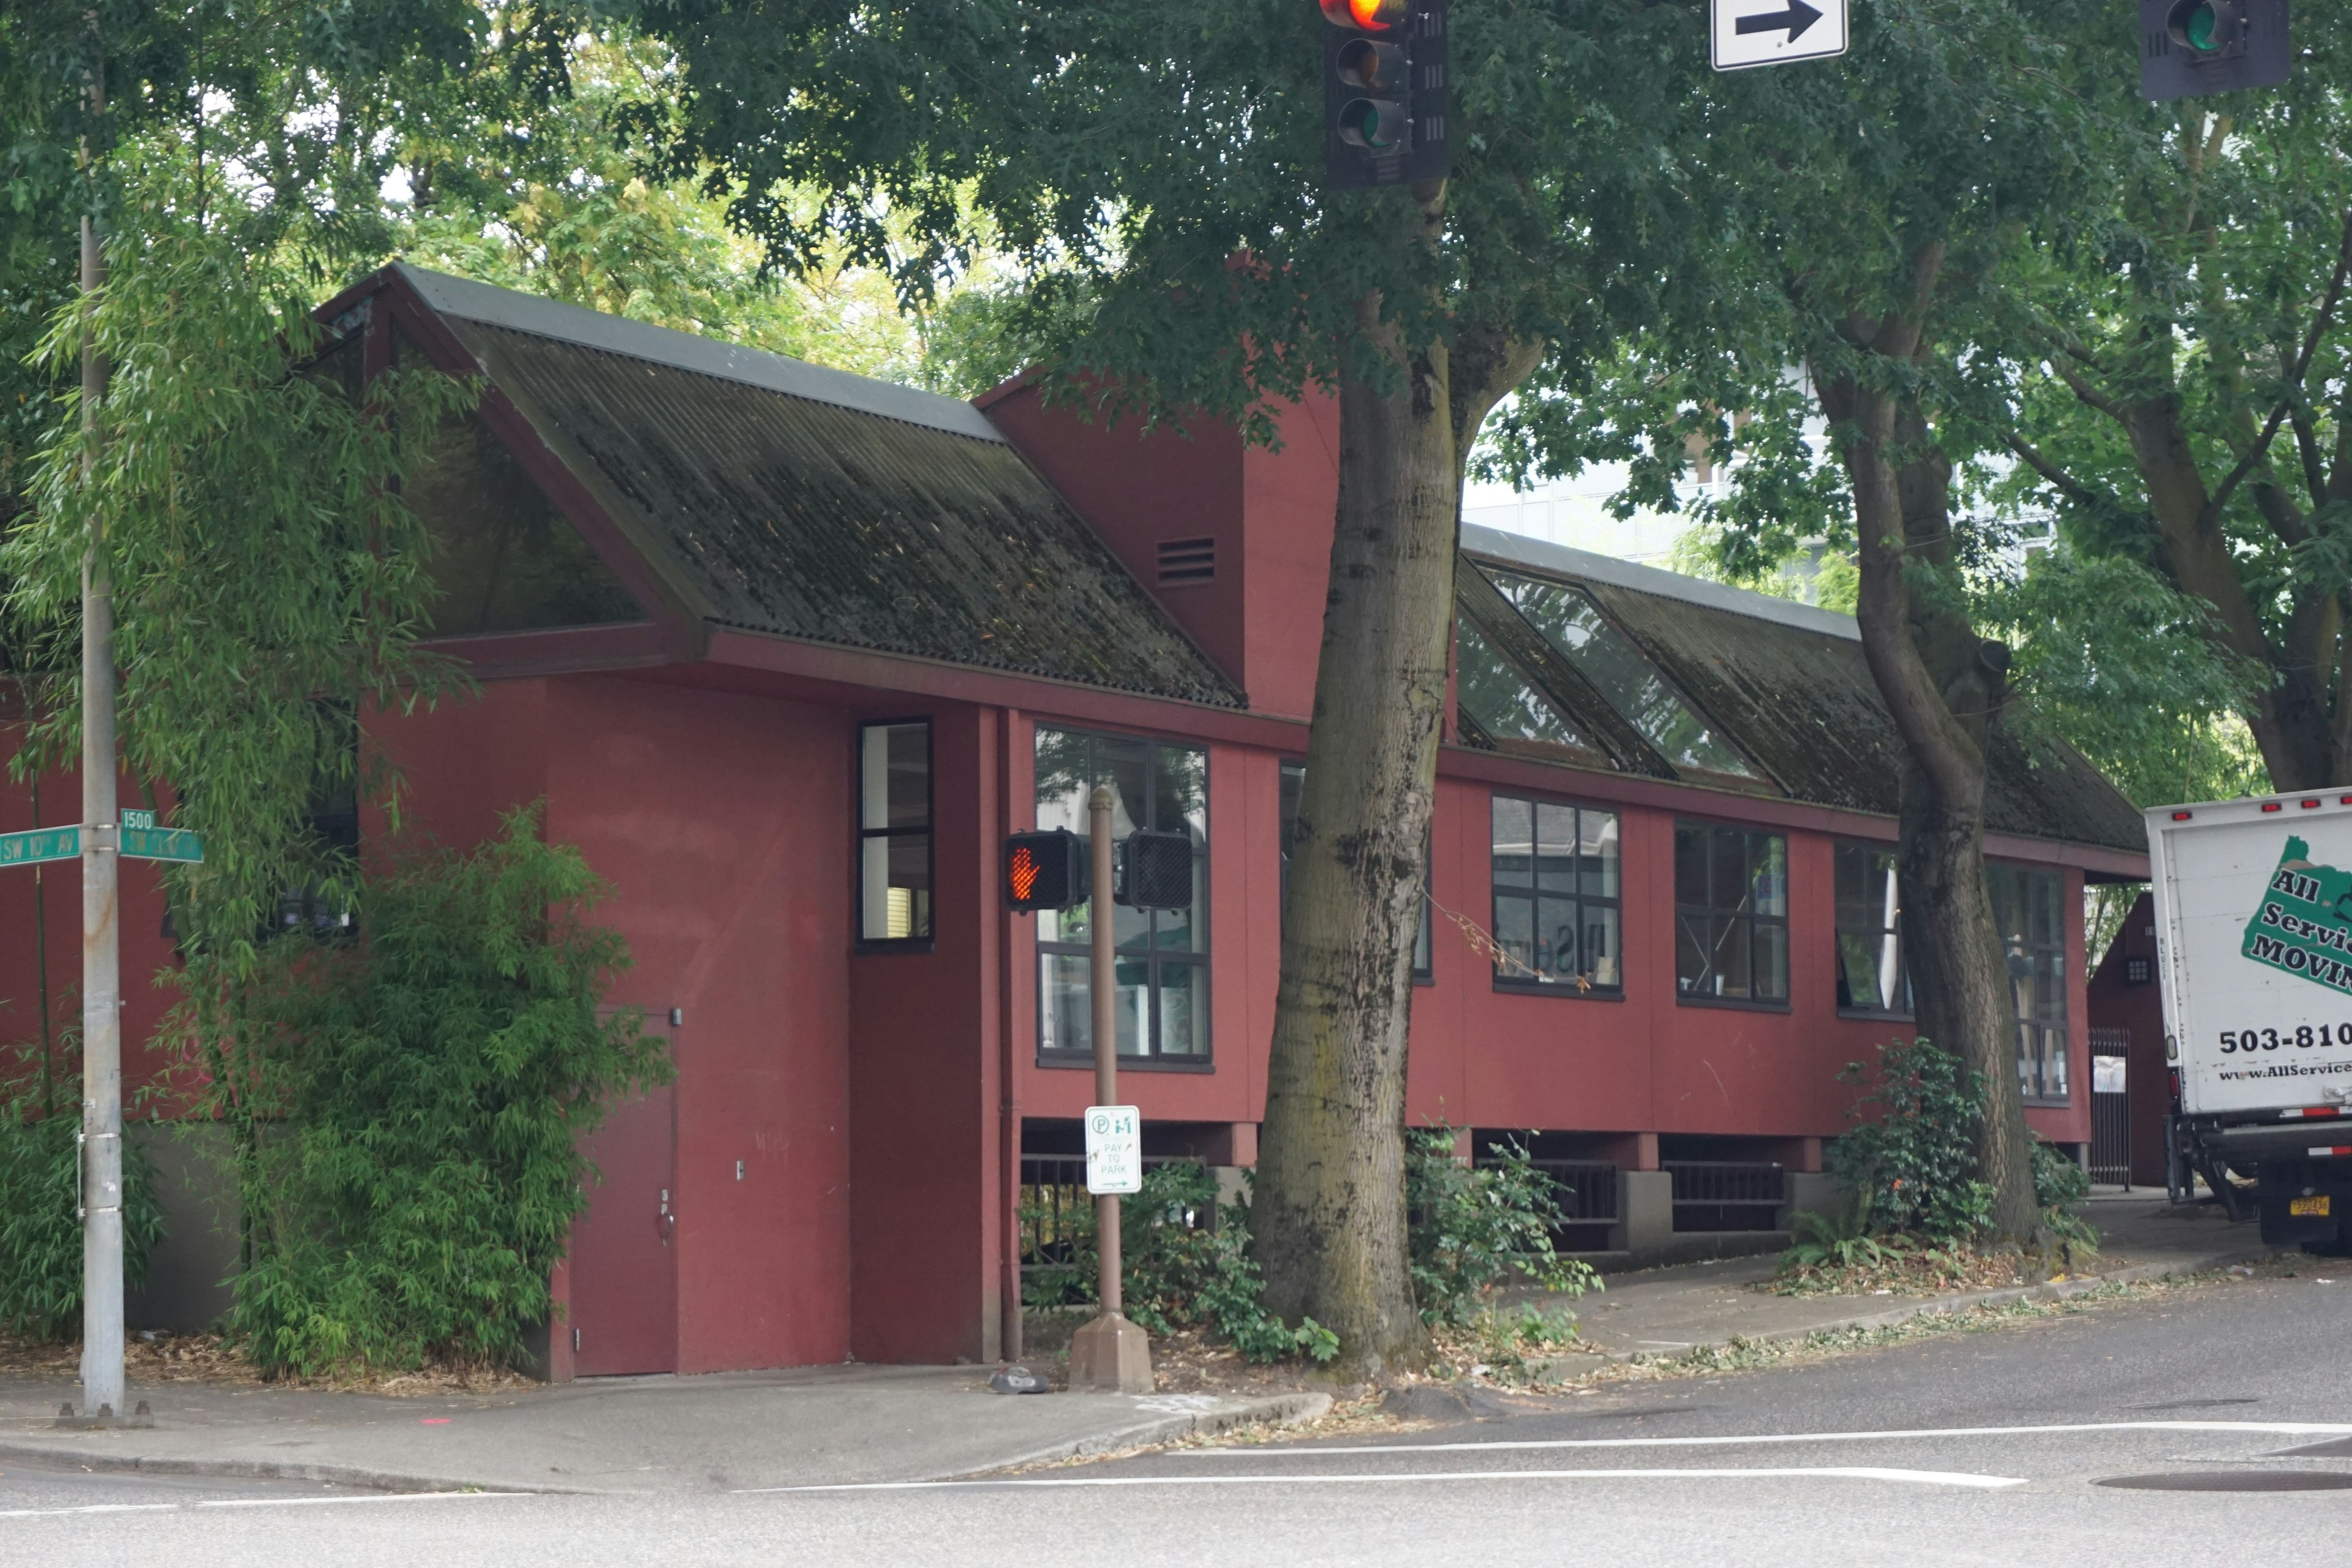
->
[1156,537,1216,586]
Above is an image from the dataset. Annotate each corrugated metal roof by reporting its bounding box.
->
[422,299,1242,709]
[1460,537,2144,853]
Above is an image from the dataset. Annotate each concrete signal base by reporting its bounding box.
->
[1068,1312,1153,1393]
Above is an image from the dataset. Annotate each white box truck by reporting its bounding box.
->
[2147,791,2352,1251]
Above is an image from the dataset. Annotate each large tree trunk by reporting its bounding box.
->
[1814,285,2041,1246]
[1252,182,1539,1374]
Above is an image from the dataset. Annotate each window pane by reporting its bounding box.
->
[1280,763,1305,859]
[873,724,929,828]
[1754,919,1788,1000]
[1580,810,1619,899]
[1040,952,1091,1055]
[1836,932,1877,1011]
[1414,897,1433,978]
[1098,734,1148,840]
[1455,620,1597,751]
[1674,823,1708,906]
[1585,903,1621,989]
[1497,895,1536,980]
[1483,570,1755,777]
[1035,728,1091,834]
[1155,746,1208,845]
[1709,826,1749,912]
[1752,834,1788,918]
[1535,802,1578,892]
[1537,895,1578,978]
[1493,797,1535,888]
[1714,916,1754,998]
[1834,842,1865,915]
[1158,961,1209,1057]
[1676,913,1710,994]
[1153,857,1209,952]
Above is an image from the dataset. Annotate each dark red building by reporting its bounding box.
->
[0,264,2150,1376]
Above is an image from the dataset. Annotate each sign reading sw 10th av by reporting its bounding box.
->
[1084,1106,1142,1196]
[1711,0,1847,70]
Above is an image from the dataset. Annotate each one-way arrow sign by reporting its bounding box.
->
[1713,0,1846,69]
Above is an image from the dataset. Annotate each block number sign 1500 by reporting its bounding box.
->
[2218,1025,2350,1052]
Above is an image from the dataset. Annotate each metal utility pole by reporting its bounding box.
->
[1067,785,1151,1392]
[78,51,126,1425]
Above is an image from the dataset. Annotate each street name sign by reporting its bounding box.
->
[0,825,80,868]
[1084,1105,1143,1196]
[1711,0,1846,70]
[121,810,203,864]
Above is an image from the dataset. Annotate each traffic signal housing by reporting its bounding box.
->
[1005,829,1089,913]
[1322,0,1449,190]
[1117,831,1196,911]
[2139,0,2288,101]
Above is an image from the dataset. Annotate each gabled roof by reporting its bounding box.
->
[385,264,1244,709]
[1458,526,2146,854]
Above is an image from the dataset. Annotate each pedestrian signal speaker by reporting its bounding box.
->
[2139,0,2287,101]
[1005,829,1088,913]
[1117,831,1195,911]
[1321,0,1449,189]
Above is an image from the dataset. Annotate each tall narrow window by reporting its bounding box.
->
[1036,727,1209,1062]
[1284,761,1431,982]
[1834,842,1910,1015]
[1490,794,1621,992]
[1989,862,2070,1102]
[1674,822,1789,1004]
[858,722,932,944]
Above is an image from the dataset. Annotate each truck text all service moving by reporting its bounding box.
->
[2147,791,2352,1252]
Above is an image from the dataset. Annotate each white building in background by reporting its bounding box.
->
[1459,463,1698,569]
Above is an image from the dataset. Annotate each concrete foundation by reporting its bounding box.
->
[1068,1311,1153,1393]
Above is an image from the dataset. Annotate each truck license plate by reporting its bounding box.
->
[2291,1196,2332,1218]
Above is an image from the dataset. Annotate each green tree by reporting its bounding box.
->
[1994,35,2352,794]
[633,0,1728,1368]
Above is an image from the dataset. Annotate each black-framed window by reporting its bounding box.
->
[1834,842,1910,1016]
[1674,822,1789,1004]
[1491,794,1621,992]
[1989,862,2070,1103]
[858,721,932,944]
[1282,762,1431,982]
[1036,727,1208,1063]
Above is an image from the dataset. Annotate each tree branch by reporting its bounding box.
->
[2209,206,2352,521]
[2003,433,2116,513]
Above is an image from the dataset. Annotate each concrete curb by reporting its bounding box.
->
[0,1390,1334,1498]
[0,1439,539,1497]
[947,1392,1335,1478]
[1528,1245,2275,1379]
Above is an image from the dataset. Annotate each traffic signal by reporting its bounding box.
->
[1005,829,1088,913]
[2139,0,2288,102]
[1117,831,1196,911]
[1321,0,1449,190]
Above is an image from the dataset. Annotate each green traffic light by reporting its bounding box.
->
[2183,1,2217,48]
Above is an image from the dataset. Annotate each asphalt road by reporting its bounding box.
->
[6,1269,2348,1567]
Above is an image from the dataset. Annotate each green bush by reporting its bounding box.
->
[2032,1137,2100,1259]
[178,806,670,1376]
[0,1087,169,1341]
[1406,1128,1597,1325]
[1022,1162,1338,1363]
[1826,1037,1997,1245]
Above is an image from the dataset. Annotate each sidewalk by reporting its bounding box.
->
[1546,1191,2267,1365]
[0,1361,1325,1496]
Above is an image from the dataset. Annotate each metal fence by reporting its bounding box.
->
[1664,1160,1785,1232]
[1523,1158,1620,1253]
[2089,1028,2132,1187]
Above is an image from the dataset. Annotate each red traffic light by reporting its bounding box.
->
[1321,0,1409,30]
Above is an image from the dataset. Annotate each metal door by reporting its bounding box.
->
[568,1080,678,1375]
[2090,1030,2132,1188]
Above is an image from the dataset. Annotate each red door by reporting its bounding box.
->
[569,1080,678,1375]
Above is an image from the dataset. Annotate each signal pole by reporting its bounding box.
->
[78,49,126,1425]
[1068,785,1151,1392]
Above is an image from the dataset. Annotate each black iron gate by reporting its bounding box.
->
[2090,1027,2131,1188]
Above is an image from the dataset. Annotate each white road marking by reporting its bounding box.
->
[1178,1419,2352,1457]
[0,1490,522,1521]
[745,1466,2025,1494]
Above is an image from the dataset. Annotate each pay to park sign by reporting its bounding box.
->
[1084,1105,1143,1196]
